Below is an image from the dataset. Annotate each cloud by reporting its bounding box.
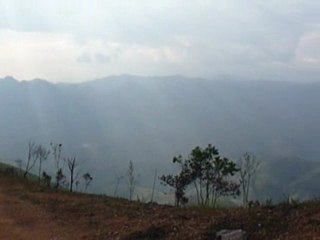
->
[77,52,111,64]
[94,53,111,63]
[0,30,79,81]
[77,53,92,63]
[0,29,189,82]
[294,31,320,67]
[0,1,320,82]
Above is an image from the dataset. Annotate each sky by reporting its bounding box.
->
[0,0,319,83]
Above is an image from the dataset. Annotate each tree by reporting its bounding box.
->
[127,161,137,201]
[75,180,80,191]
[187,145,219,205]
[185,145,240,207]
[113,175,123,197]
[36,145,50,183]
[24,142,39,179]
[150,169,158,203]
[66,157,80,192]
[51,143,63,170]
[83,172,93,192]
[208,156,240,207]
[160,155,192,206]
[42,171,52,187]
[238,152,260,207]
[161,144,240,207]
[50,143,63,189]
[55,168,65,190]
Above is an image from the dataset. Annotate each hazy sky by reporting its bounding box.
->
[0,0,319,82]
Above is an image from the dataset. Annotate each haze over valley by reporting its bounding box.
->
[2,2,320,239]
[1,0,320,204]
[1,75,320,202]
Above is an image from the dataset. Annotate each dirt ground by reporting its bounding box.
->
[0,182,72,240]
[1,174,320,240]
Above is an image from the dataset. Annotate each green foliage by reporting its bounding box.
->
[160,156,192,206]
[161,144,240,207]
[186,144,240,207]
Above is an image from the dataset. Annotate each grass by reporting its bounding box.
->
[1,161,320,239]
[0,161,38,182]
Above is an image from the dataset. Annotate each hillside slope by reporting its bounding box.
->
[1,170,320,239]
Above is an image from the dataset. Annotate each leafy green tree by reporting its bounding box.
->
[161,144,240,207]
[160,155,192,206]
[207,157,240,207]
[187,145,218,205]
[186,144,240,207]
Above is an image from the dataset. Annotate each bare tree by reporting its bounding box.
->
[83,172,93,192]
[150,169,157,202]
[24,142,39,178]
[55,168,65,190]
[127,161,137,201]
[37,145,50,183]
[67,157,80,192]
[42,171,52,187]
[75,180,80,191]
[114,175,123,197]
[51,143,63,170]
[50,143,63,189]
[238,153,260,207]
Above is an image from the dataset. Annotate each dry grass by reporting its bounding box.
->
[1,170,320,239]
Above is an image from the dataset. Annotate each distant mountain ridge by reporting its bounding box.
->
[1,75,320,199]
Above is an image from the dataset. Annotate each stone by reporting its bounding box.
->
[216,229,247,240]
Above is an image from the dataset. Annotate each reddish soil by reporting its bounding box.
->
[0,184,69,239]
[1,174,320,239]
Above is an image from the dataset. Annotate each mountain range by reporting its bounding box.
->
[1,75,320,201]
